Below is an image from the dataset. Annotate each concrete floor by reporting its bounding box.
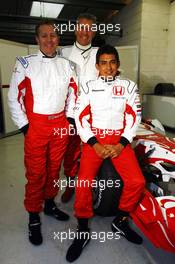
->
[0,133,175,264]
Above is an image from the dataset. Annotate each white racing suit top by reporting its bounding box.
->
[59,42,98,85]
[75,77,142,144]
[8,50,77,129]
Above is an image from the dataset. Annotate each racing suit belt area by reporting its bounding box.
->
[24,112,69,212]
[74,131,145,218]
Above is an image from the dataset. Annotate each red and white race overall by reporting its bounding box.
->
[74,77,145,218]
[60,42,98,177]
[8,51,77,212]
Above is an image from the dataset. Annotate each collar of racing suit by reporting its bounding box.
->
[75,41,92,51]
[39,50,57,58]
[99,76,117,84]
[37,50,58,63]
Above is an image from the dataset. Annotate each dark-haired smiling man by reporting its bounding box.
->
[66,45,145,262]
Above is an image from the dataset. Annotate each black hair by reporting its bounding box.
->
[76,13,97,24]
[96,44,120,64]
[35,19,59,37]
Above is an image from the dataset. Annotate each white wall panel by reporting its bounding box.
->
[0,39,28,134]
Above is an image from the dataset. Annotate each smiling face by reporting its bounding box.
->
[36,24,59,56]
[96,53,119,79]
[75,18,96,46]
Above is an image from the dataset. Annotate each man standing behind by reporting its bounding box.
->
[60,13,98,202]
[8,19,77,246]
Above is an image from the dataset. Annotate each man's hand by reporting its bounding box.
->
[93,143,111,159]
[104,143,124,159]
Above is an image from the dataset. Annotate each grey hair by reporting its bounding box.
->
[76,13,97,24]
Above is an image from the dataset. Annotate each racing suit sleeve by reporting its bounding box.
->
[8,59,28,129]
[75,88,96,143]
[120,84,142,143]
[65,56,79,124]
[65,77,78,119]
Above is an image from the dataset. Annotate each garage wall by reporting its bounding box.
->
[165,1,175,84]
[107,0,175,95]
[140,0,170,94]
[105,0,143,93]
[0,42,39,134]
[106,0,142,46]
[28,45,38,55]
[0,39,29,134]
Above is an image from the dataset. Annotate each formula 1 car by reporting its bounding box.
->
[134,119,175,197]
[93,119,175,216]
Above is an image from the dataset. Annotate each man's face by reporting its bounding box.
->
[75,18,96,46]
[96,53,119,79]
[36,24,59,56]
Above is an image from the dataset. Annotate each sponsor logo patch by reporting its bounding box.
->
[113,86,125,96]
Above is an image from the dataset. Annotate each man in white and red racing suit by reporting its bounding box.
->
[75,76,144,215]
[66,45,145,263]
[8,20,77,246]
[59,13,98,202]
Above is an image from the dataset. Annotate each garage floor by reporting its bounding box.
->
[0,133,175,264]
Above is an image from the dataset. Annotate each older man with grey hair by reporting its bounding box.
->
[60,13,99,203]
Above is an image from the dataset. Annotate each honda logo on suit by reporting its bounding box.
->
[113,86,125,96]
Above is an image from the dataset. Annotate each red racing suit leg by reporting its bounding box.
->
[24,112,69,212]
[112,144,145,212]
[63,134,81,177]
[74,131,145,218]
